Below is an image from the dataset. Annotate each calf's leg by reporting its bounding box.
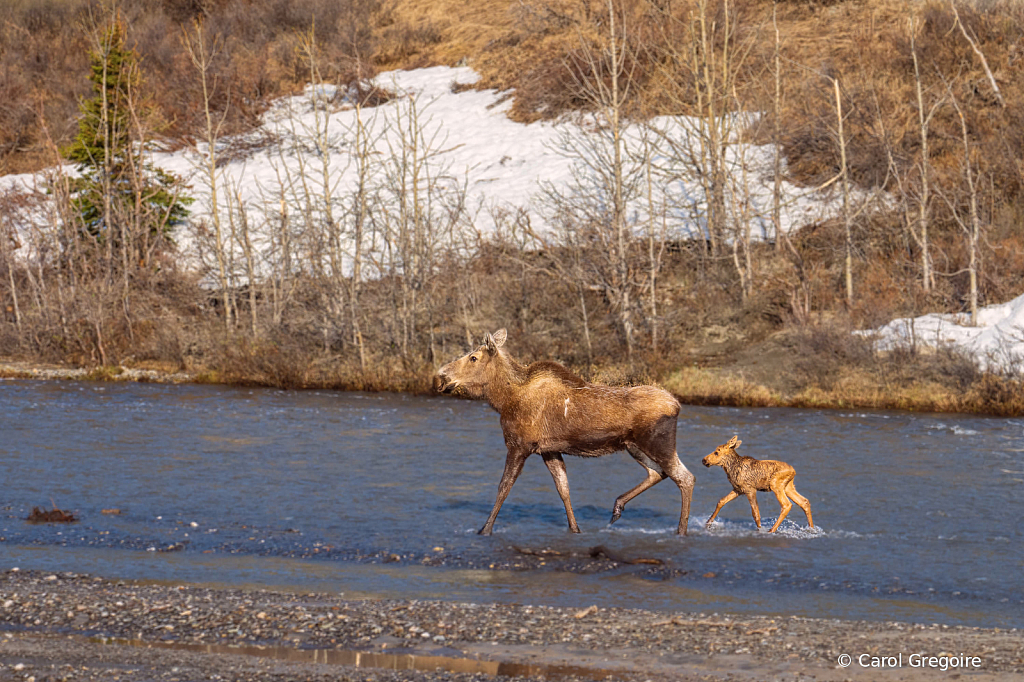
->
[745,491,762,529]
[768,485,793,533]
[706,490,738,527]
[542,453,580,533]
[785,482,814,528]
[479,449,528,536]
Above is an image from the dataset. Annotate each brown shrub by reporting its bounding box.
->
[790,319,875,391]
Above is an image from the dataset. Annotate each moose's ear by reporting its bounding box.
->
[734,439,742,449]
[485,328,507,354]
[727,435,739,447]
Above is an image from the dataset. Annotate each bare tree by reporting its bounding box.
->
[343,85,385,373]
[771,2,784,254]
[0,192,24,334]
[226,176,258,337]
[653,0,757,258]
[296,28,351,352]
[368,83,469,367]
[726,97,756,302]
[949,2,1005,108]
[834,77,855,307]
[182,19,233,334]
[898,11,946,293]
[543,0,645,361]
[639,128,667,354]
[944,85,983,325]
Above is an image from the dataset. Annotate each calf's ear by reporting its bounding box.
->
[492,328,507,348]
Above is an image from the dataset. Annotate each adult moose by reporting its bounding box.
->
[433,329,695,535]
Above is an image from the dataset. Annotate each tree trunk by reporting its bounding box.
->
[835,78,854,307]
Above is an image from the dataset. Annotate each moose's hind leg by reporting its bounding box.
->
[664,459,696,535]
[543,453,580,533]
[633,415,695,535]
[610,444,667,524]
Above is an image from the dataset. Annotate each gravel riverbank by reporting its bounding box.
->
[1,570,1022,681]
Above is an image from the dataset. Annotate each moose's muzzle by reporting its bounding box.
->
[433,373,453,393]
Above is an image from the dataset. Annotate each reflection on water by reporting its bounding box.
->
[1,380,1022,628]
[82,634,621,680]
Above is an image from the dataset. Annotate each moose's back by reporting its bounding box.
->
[503,370,680,457]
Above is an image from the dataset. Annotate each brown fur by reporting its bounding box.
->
[434,329,695,535]
[702,436,814,533]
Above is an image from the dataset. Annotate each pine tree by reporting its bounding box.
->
[63,18,191,266]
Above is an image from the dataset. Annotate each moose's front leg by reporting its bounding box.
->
[479,448,528,535]
[542,452,580,533]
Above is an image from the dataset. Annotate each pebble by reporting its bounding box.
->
[0,569,1020,681]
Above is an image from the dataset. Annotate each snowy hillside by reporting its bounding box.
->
[860,294,1024,371]
[162,66,847,233]
[3,66,855,255]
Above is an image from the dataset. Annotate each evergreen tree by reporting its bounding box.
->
[63,19,191,265]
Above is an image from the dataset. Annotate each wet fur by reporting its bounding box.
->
[702,436,813,533]
[434,329,695,535]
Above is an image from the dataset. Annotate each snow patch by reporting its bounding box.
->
[3,65,877,282]
[858,290,1024,372]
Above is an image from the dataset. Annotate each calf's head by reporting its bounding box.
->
[702,435,741,468]
[433,329,507,399]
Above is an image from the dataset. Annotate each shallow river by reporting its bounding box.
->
[1,380,1022,628]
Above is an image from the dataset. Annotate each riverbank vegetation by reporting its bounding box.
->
[3,0,1024,415]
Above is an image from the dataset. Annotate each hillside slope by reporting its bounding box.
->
[2,0,1024,414]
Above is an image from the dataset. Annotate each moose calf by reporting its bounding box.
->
[702,436,813,533]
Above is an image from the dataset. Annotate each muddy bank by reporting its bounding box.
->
[1,570,1022,681]
[5,354,1023,418]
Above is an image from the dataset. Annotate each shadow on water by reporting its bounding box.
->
[2,381,1023,628]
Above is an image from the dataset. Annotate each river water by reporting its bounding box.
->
[1,380,1021,628]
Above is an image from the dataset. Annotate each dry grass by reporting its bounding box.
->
[6,0,1024,418]
[373,0,514,68]
[661,358,1024,416]
[661,367,785,408]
